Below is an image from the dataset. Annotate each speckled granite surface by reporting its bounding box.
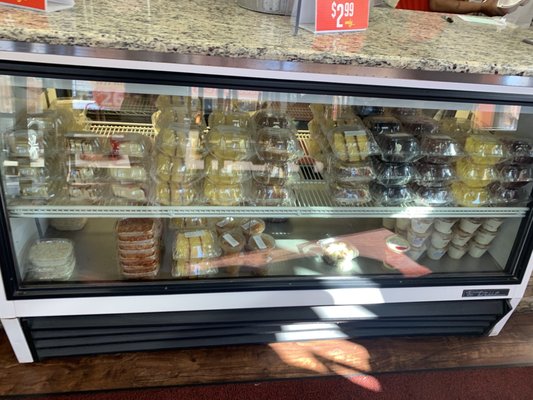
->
[0,0,532,76]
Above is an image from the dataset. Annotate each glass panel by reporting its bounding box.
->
[0,74,531,289]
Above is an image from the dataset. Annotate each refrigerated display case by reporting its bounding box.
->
[1,45,533,363]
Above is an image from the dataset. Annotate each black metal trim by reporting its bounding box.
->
[19,318,40,362]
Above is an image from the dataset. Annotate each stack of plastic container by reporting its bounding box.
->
[172,227,221,279]
[252,102,301,206]
[116,218,162,279]
[448,218,504,260]
[25,238,76,281]
[151,95,205,207]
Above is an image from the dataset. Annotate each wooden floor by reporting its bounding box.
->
[1,311,533,396]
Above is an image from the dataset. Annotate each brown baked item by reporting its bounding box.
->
[240,218,266,238]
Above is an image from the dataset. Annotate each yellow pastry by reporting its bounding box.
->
[456,158,497,188]
[464,135,504,165]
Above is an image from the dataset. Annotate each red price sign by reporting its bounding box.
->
[0,0,46,10]
[93,82,125,111]
[315,0,369,33]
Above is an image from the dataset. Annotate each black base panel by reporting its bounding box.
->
[22,300,511,360]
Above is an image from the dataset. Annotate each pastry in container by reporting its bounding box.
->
[240,218,266,238]
[488,182,529,205]
[153,152,205,184]
[17,163,48,183]
[390,107,420,117]
[415,162,457,187]
[330,182,372,205]
[464,134,507,165]
[373,160,418,186]
[451,182,490,207]
[414,184,454,207]
[156,123,204,158]
[370,182,415,206]
[497,164,533,183]
[318,238,359,273]
[206,125,253,161]
[419,134,463,163]
[66,165,106,185]
[252,182,292,206]
[67,184,106,204]
[65,133,106,157]
[20,182,55,200]
[245,233,277,276]
[28,239,75,269]
[363,115,401,135]
[456,158,497,188]
[109,165,148,183]
[327,124,379,162]
[50,218,88,231]
[118,237,159,251]
[253,109,295,130]
[307,119,330,162]
[398,115,439,136]
[152,106,191,133]
[355,106,384,118]
[252,161,297,186]
[111,183,148,204]
[109,133,151,159]
[376,132,421,163]
[204,180,248,206]
[172,229,220,278]
[438,117,473,136]
[328,158,375,184]
[151,180,200,206]
[219,229,247,276]
[117,218,161,242]
[498,136,533,164]
[169,218,210,232]
[215,217,244,234]
[205,156,251,185]
[208,110,253,131]
[255,127,302,163]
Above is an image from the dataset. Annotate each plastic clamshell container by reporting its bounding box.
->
[66,165,107,185]
[497,164,533,183]
[451,182,489,207]
[415,184,454,206]
[118,246,157,259]
[330,182,372,205]
[252,182,292,206]
[464,134,507,165]
[28,239,75,268]
[65,133,106,156]
[318,238,359,270]
[111,183,148,203]
[373,160,418,186]
[20,182,54,200]
[438,117,473,136]
[205,156,251,185]
[172,229,221,260]
[151,180,201,206]
[415,162,457,187]
[169,217,211,231]
[456,158,497,188]
[255,127,302,163]
[420,134,463,162]
[172,259,216,279]
[109,165,148,183]
[377,133,421,163]
[204,180,248,206]
[240,218,266,237]
[328,158,376,184]
[253,110,295,130]
[488,182,529,205]
[152,107,191,133]
[206,125,253,161]
[119,252,159,267]
[67,184,106,204]
[118,238,158,251]
[327,124,379,162]
[390,107,420,117]
[116,218,160,242]
[363,116,401,135]
[153,152,205,184]
[7,130,46,160]
[208,111,254,130]
[252,162,297,186]
[155,95,192,111]
[370,182,415,206]
[109,133,151,158]
[499,136,533,164]
[399,115,439,136]
[215,217,245,234]
[156,123,204,158]
[354,106,384,118]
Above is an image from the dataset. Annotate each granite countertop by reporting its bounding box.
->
[0,0,532,76]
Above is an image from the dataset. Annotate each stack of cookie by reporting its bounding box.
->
[116,218,162,279]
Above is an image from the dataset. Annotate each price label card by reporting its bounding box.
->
[0,0,73,12]
[294,0,369,34]
[93,82,126,111]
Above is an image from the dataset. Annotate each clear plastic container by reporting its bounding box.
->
[407,227,432,248]
[65,133,105,156]
[459,218,483,234]
[208,110,253,130]
[119,252,159,267]
[109,166,148,183]
[488,182,529,205]
[156,123,204,158]
[218,229,246,254]
[67,184,105,204]
[50,218,88,231]
[240,218,266,238]
[20,182,54,200]
[204,180,248,206]
[121,265,160,280]
[363,116,401,135]
[318,238,359,272]
[328,158,375,184]
[215,217,245,234]
[464,134,507,165]
[411,218,433,234]
[7,130,46,160]
[399,115,439,136]
[415,184,454,207]
[152,107,191,133]
[205,156,251,185]
[169,217,210,231]
[116,218,160,242]
[252,182,292,206]
[474,227,498,246]
[456,158,497,188]
[434,218,458,234]
[374,160,418,186]
[370,182,415,206]
[253,110,295,130]
[451,182,490,207]
[109,134,151,158]
[155,95,192,111]
[448,242,469,259]
[252,162,297,186]
[255,127,302,163]
[172,229,221,260]
[330,182,372,205]
[206,125,253,161]
[246,233,277,275]
[482,218,504,232]
[427,243,447,260]
[431,230,452,248]
[327,124,379,163]
[390,107,420,117]
[376,133,421,163]
[17,163,48,183]
[451,227,473,246]
[118,238,158,251]
[111,183,148,204]
[66,165,106,184]
[438,117,473,136]
[497,164,533,183]
[153,152,205,184]
[354,106,384,118]
[415,162,457,187]
[172,259,216,279]
[420,134,463,162]
[468,240,490,258]
[499,136,533,164]
[28,239,75,268]
[151,180,200,206]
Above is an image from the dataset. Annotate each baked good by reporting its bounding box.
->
[67,185,103,203]
[456,158,497,188]
[328,159,375,184]
[169,217,210,231]
[152,181,170,206]
[363,115,401,135]
[205,156,251,185]
[206,125,251,160]
[112,184,148,203]
[245,233,276,276]
[28,239,74,268]
[215,217,244,234]
[320,239,358,268]
[116,218,160,242]
[377,133,421,163]
[154,152,172,181]
[240,218,266,238]
[204,180,246,206]
[208,111,253,130]
[253,183,291,206]
[255,127,301,163]
[219,229,246,254]
[50,218,88,231]
[330,182,372,205]
[464,134,505,165]
[330,127,372,162]
[451,182,489,207]
[170,182,198,206]
[109,166,147,182]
